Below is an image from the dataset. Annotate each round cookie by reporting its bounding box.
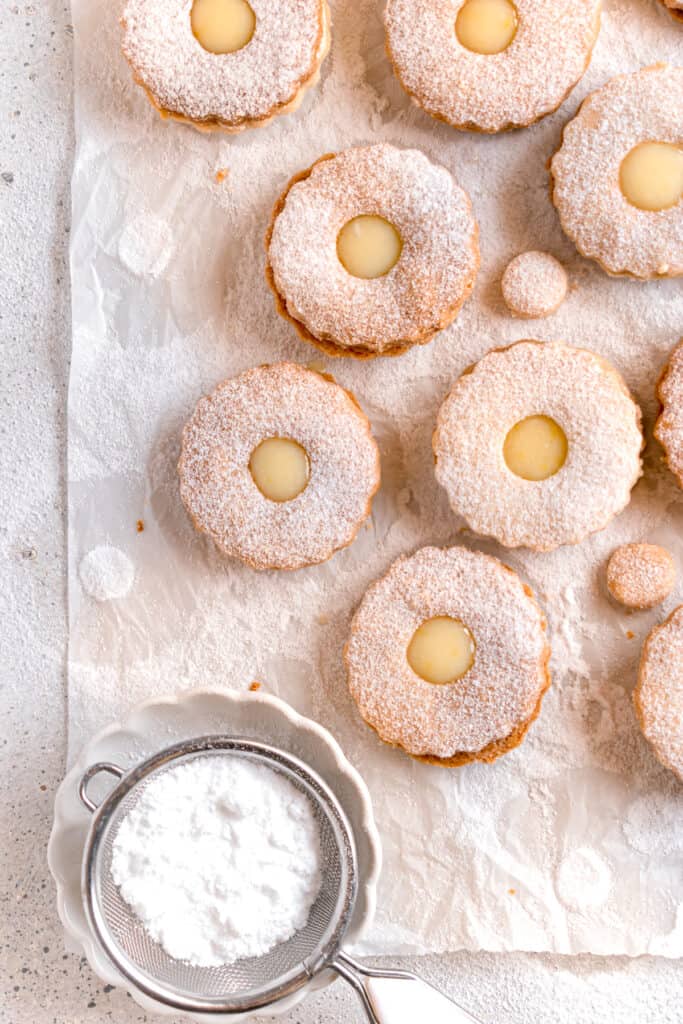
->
[606,543,676,610]
[121,0,330,132]
[384,0,601,133]
[345,546,550,765]
[265,144,480,358]
[658,0,683,24]
[433,341,643,551]
[655,338,683,489]
[501,251,568,318]
[634,605,683,781]
[178,362,380,570]
[551,64,683,279]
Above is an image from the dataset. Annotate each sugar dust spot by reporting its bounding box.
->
[79,546,135,602]
[119,214,174,277]
[556,847,612,911]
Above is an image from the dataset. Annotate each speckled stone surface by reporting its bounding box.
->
[0,2,682,1022]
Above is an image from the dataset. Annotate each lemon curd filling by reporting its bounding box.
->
[504,415,568,481]
[249,438,310,502]
[455,0,519,55]
[407,616,476,685]
[619,142,683,212]
[191,0,256,54]
[337,215,403,279]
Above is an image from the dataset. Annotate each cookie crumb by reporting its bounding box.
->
[214,168,230,184]
[249,681,262,692]
[136,519,145,533]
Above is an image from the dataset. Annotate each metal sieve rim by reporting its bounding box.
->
[80,735,359,1015]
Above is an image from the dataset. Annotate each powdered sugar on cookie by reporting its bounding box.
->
[121,0,329,128]
[635,605,683,781]
[384,0,600,132]
[501,251,568,319]
[345,545,550,761]
[178,362,380,570]
[266,144,479,356]
[656,338,683,489]
[551,64,683,279]
[606,543,676,610]
[433,341,643,551]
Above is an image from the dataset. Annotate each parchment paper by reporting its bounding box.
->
[68,0,683,956]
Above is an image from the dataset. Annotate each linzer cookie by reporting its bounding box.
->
[178,362,380,570]
[265,144,479,358]
[551,64,683,278]
[433,341,643,551]
[655,338,683,489]
[634,605,683,781]
[384,0,601,133]
[121,0,330,132]
[345,545,551,766]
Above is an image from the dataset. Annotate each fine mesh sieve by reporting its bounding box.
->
[79,736,483,1024]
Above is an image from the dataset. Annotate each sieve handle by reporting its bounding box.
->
[79,762,125,813]
[331,953,484,1024]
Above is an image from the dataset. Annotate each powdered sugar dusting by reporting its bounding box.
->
[267,144,479,355]
[178,362,380,569]
[119,213,174,276]
[121,0,328,126]
[656,338,683,488]
[69,0,683,959]
[501,251,568,319]
[345,546,549,759]
[79,545,135,601]
[606,542,676,609]
[556,848,612,912]
[635,605,683,781]
[384,0,600,132]
[433,341,643,551]
[551,64,683,279]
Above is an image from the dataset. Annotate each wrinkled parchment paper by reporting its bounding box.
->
[69,0,683,955]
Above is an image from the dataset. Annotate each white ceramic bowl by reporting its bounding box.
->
[48,688,381,1022]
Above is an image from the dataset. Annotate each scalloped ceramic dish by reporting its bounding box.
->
[48,689,381,1022]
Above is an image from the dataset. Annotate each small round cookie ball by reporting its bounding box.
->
[606,543,676,610]
[501,251,568,319]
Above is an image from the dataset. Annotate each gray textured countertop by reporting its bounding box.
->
[1,2,681,1021]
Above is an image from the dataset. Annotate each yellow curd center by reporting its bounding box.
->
[191,0,256,54]
[619,142,683,212]
[407,616,476,686]
[249,437,310,502]
[456,0,518,55]
[503,415,568,481]
[337,216,403,280]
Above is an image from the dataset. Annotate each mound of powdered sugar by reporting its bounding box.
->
[78,546,135,602]
[111,755,322,966]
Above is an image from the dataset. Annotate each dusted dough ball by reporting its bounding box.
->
[501,251,568,318]
[606,543,676,610]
